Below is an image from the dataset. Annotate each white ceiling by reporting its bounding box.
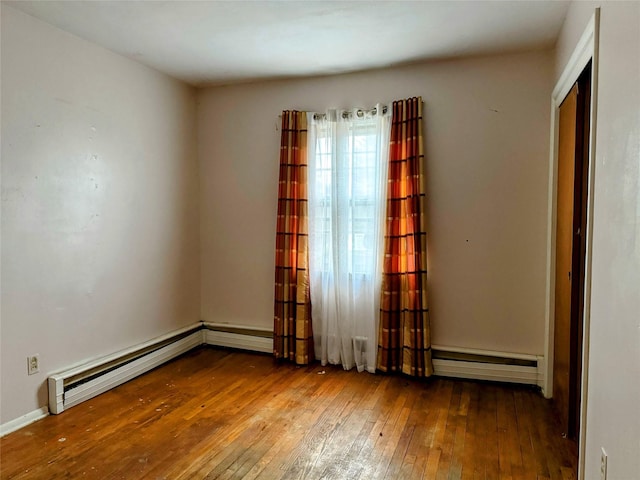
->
[6,1,571,87]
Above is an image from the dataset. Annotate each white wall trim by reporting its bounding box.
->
[553,16,597,103]
[545,9,600,480]
[544,10,598,397]
[0,407,49,437]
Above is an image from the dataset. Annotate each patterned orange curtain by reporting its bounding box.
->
[273,111,314,365]
[377,97,433,377]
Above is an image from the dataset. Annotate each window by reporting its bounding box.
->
[274,97,431,376]
[307,107,390,372]
[310,119,383,276]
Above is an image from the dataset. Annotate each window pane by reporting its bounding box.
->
[311,117,382,276]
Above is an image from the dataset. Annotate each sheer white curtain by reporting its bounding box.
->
[307,106,391,373]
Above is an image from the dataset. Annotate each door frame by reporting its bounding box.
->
[543,8,599,480]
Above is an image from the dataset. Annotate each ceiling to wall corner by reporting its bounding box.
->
[6,0,570,87]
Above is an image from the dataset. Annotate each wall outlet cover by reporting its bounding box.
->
[27,355,40,375]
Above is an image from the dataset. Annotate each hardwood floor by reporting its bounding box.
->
[0,347,577,479]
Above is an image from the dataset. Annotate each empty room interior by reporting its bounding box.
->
[1,1,639,479]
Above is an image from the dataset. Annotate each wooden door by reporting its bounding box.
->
[553,84,578,437]
[553,63,591,440]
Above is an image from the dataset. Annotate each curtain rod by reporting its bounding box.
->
[278,105,389,120]
[313,105,388,121]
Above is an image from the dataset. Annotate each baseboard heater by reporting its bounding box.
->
[48,324,205,414]
[48,322,273,415]
[49,324,541,415]
[202,322,272,354]
[431,345,544,388]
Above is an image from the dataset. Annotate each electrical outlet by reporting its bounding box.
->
[600,447,608,480]
[27,355,40,375]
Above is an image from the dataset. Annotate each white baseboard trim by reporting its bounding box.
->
[1,407,49,437]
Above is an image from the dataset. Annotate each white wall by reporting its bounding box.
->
[555,2,640,479]
[1,6,200,423]
[198,50,553,356]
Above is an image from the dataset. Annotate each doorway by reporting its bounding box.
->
[553,62,592,441]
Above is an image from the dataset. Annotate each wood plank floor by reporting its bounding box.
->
[0,347,577,480]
